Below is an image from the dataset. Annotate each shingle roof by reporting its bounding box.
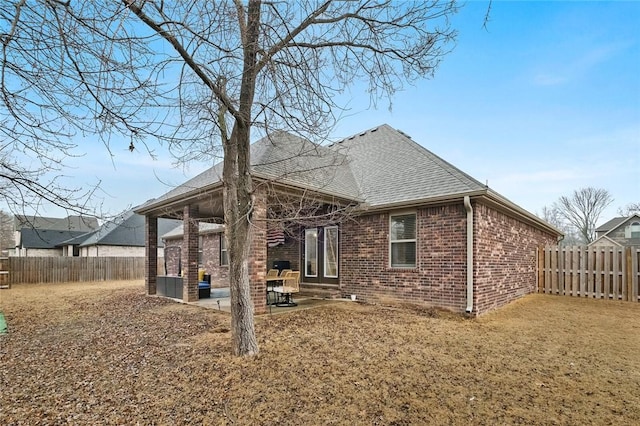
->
[76,211,181,248]
[14,215,99,232]
[595,217,627,232]
[330,124,485,207]
[136,123,559,235]
[137,132,360,212]
[20,229,88,249]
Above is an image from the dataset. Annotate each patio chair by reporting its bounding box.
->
[278,269,292,277]
[273,271,300,307]
[266,269,280,304]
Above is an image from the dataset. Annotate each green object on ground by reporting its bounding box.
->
[0,311,7,334]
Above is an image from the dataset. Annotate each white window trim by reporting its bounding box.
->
[220,234,228,267]
[389,211,417,269]
[305,228,318,278]
[323,226,339,278]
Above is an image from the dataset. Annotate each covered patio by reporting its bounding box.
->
[138,180,355,315]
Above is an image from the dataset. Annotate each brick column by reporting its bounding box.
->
[182,205,199,302]
[145,216,158,295]
[249,186,268,314]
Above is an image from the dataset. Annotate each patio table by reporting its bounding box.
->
[266,276,283,305]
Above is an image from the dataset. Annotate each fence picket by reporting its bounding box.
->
[5,257,164,284]
[538,246,639,303]
[572,248,579,297]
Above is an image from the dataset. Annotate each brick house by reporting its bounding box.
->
[67,210,181,258]
[135,124,561,315]
[12,215,99,257]
[590,214,640,247]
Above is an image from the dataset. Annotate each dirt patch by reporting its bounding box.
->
[1,281,639,425]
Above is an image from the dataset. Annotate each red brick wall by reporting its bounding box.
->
[201,233,228,280]
[341,204,468,311]
[267,238,300,271]
[182,206,199,302]
[249,187,267,314]
[341,201,556,315]
[473,202,556,314]
[163,239,181,275]
[145,216,158,295]
[164,232,229,280]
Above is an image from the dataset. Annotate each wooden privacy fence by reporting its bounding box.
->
[537,246,639,302]
[2,257,165,285]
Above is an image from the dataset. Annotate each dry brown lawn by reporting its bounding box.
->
[1,280,639,425]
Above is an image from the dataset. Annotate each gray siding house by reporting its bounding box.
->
[590,214,640,247]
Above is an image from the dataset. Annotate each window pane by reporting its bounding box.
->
[391,214,416,240]
[220,235,228,266]
[391,241,416,268]
[305,229,318,277]
[324,227,338,278]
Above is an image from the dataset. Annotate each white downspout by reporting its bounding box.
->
[464,196,474,314]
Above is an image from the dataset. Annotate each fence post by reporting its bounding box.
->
[626,247,633,302]
[537,247,544,293]
[0,257,9,289]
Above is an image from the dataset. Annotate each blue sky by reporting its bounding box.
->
[31,1,640,224]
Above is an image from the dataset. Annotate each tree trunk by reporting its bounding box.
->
[222,0,262,356]
[223,124,259,357]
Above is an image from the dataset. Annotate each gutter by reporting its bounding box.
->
[464,196,474,314]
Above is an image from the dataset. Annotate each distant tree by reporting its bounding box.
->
[553,187,613,244]
[617,202,640,217]
[538,205,581,246]
[0,210,13,253]
[3,1,459,356]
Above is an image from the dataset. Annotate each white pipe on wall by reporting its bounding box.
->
[464,196,474,314]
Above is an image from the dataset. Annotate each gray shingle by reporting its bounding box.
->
[332,124,485,207]
[14,215,99,232]
[596,217,627,232]
[77,211,181,247]
[140,124,486,212]
[21,229,88,249]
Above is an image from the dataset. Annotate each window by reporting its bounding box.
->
[198,236,204,267]
[631,222,640,239]
[220,234,228,266]
[305,228,318,277]
[324,226,339,278]
[390,213,416,268]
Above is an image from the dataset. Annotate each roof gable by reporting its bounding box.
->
[597,214,640,237]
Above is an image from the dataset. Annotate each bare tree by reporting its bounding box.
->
[3,0,459,356]
[617,202,640,217]
[554,187,613,244]
[0,209,13,253]
[538,205,580,246]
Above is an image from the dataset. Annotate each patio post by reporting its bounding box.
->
[182,205,200,302]
[145,215,158,295]
[249,186,267,314]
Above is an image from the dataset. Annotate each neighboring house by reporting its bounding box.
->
[12,215,99,257]
[62,210,182,257]
[135,124,561,315]
[590,214,640,247]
